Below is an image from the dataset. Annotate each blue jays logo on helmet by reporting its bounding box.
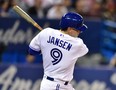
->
[59,12,88,32]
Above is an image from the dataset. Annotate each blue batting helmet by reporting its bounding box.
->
[59,12,88,32]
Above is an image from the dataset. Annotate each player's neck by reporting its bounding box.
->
[60,30,68,34]
[60,30,79,37]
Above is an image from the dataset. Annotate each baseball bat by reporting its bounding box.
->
[13,5,43,31]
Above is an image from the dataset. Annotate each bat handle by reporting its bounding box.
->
[34,23,43,31]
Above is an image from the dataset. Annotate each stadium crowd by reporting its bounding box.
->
[0,0,115,18]
[0,0,116,67]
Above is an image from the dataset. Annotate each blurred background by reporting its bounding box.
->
[0,0,116,90]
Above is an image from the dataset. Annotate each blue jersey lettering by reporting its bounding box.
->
[47,36,72,51]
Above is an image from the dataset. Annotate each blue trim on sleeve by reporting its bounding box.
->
[29,47,41,55]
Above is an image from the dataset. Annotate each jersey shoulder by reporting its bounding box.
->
[38,27,52,35]
[73,37,82,43]
[41,27,58,35]
[75,38,85,46]
[39,27,58,38]
[42,27,55,32]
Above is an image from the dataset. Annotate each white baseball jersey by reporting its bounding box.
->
[29,28,88,82]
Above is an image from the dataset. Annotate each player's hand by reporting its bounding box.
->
[26,54,35,63]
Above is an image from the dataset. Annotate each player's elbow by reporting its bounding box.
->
[86,47,89,54]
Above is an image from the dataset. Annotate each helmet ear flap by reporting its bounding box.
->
[77,24,88,33]
[59,12,88,32]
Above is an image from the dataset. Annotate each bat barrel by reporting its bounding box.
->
[13,5,43,31]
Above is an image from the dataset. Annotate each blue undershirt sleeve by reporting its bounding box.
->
[28,47,41,55]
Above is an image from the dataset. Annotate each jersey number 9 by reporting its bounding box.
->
[50,48,63,65]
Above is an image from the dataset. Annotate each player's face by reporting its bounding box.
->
[68,27,80,37]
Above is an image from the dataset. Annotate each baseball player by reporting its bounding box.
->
[28,12,88,90]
